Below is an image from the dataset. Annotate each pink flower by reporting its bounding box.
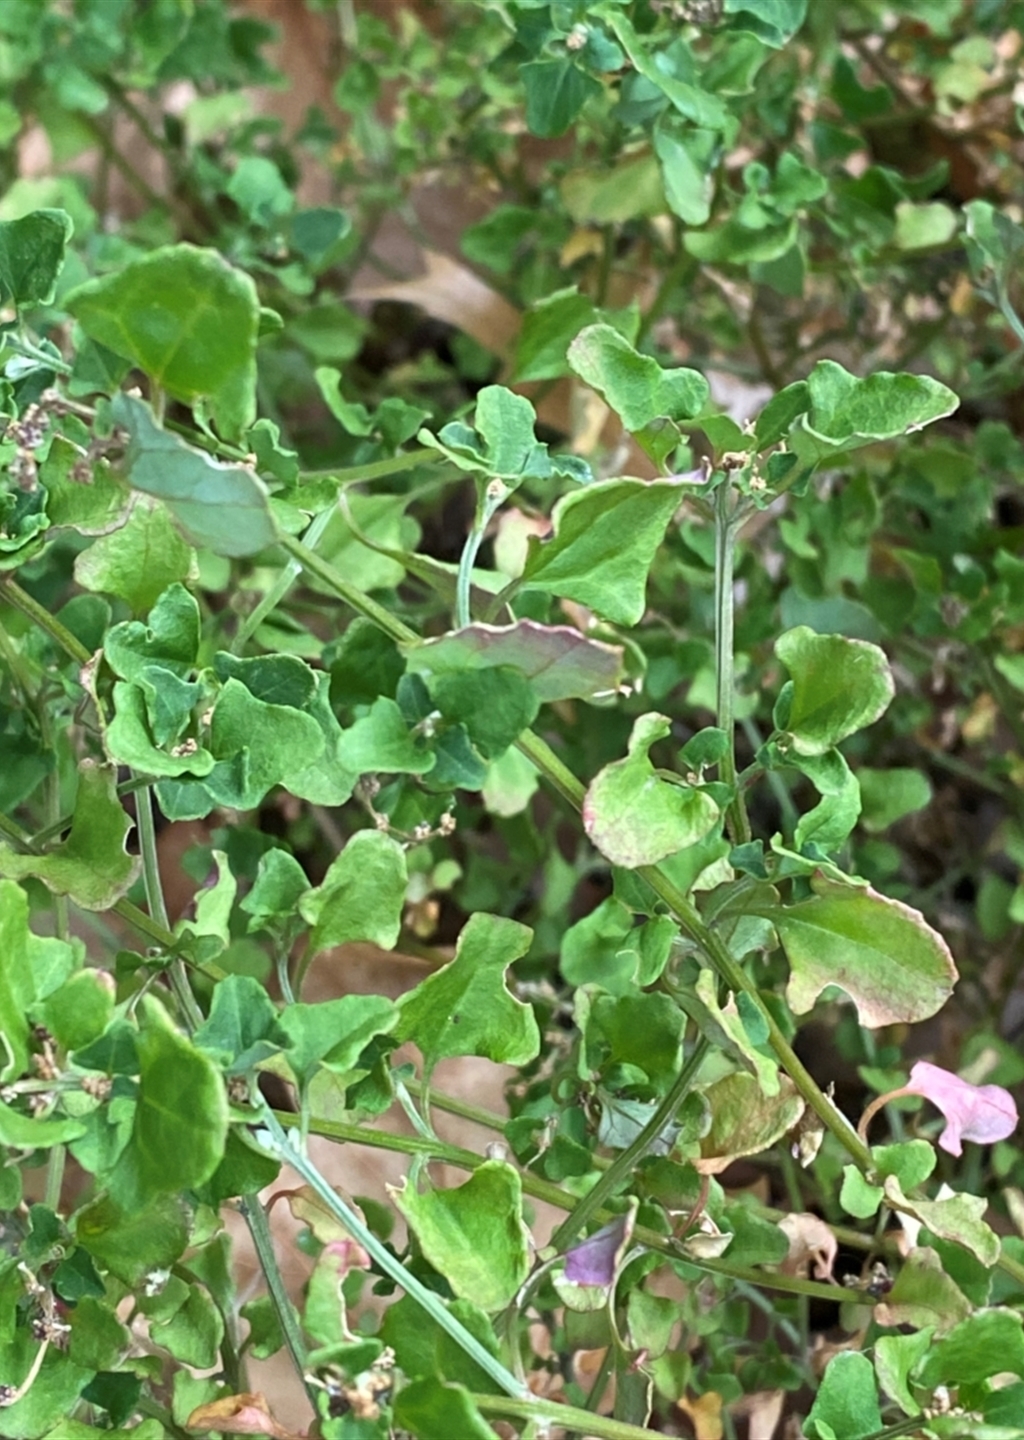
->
[906,1061,1018,1157]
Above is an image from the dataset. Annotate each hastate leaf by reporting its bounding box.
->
[389,1161,531,1311]
[788,359,959,467]
[0,880,76,1083]
[66,244,260,439]
[695,1072,804,1175]
[775,627,894,757]
[568,325,709,433]
[522,478,686,626]
[133,998,229,1198]
[769,878,957,1027]
[584,713,720,868]
[395,913,540,1073]
[0,761,139,910]
[298,830,408,958]
[111,394,278,558]
[0,208,73,307]
[74,493,196,614]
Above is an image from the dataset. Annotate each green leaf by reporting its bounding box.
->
[568,325,709,433]
[805,1352,882,1440]
[0,879,47,1082]
[584,713,720,868]
[561,154,667,225]
[0,208,73,307]
[395,913,540,1073]
[873,1139,937,1190]
[522,478,687,626]
[290,206,351,268]
[839,1166,883,1219]
[75,1193,189,1285]
[654,121,716,226]
[110,394,277,557]
[893,200,957,251]
[560,896,636,995]
[722,0,807,46]
[240,848,311,932]
[105,681,213,779]
[226,155,293,226]
[521,59,601,139]
[133,998,229,1197]
[380,1295,501,1391]
[36,971,114,1053]
[788,360,959,467]
[429,666,539,760]
[0,761,139,909]
[603,13,729,129]
[769,877,957,1027]
[919,1308,1024,1387]
[389,1161,530,1311]
[589,992,686,1094]
[792,749,862,853]
[151,1283,224,1368]
[875,1246,972,1332]
[104,581,199,679]
[695,1072,804,1174]
[690,968,779,1096]
[0,1339,94,1439]
[205,679,326,810]
[0,1097,86,1148]
[775,627,894,757]
[193,974,287,1071]
[66,1295,129,1371]
[299,830,408,957]
[66,244,260,439]
[393,1379,495,1440]
[421,385,583,487]
[404,621,624,703]
[857,767,932,833]
[74,494,196,614]
[200,1129,281,1208]
[41,436,133,536]
[514,287,638,383]
[279,994,398,1085]
[337,696,436,776]
[874,1329,934,1417]
[884,1176,1001,1268]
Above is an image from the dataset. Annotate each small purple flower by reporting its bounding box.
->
[564,1215,631,1287]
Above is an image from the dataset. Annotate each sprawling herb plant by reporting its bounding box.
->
[2,1,1024,1437]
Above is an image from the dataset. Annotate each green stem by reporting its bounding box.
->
[43,1146,65,1211]
[0,578,91,665]
[714,479,750,844]
[294,1112,850,1304]
[473,1391,680,1439]
[299,446,439,484]
[269,525,1024,1284]
[549,1037,710,1253]
[238,1193,317,1409]
[280,535,418,646]
[258,1107,530,1400]
[457,484,506,628]
[4,336,73,376]
[233,506,335,654]
[135,783,203,1032]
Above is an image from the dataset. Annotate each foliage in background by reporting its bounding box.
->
[2,1,1024,1437]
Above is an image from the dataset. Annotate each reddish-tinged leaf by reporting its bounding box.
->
[402,621,623,701]
[905,1061,1018,1156]
[186,1392,305,1438]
